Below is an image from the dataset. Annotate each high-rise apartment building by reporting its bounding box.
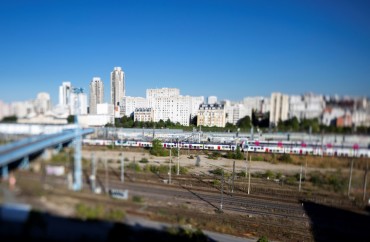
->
[89,77,104,114]
[270,92,289,126]
[110,67,125,107]
[59,82,72,107]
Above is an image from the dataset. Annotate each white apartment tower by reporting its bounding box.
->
[270,92,289,126]
[89,77,104,114]
[59,82,72,107]
[110,67,125,107]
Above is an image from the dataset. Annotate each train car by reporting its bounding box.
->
[137,141,152,148]
[115,140,139,147]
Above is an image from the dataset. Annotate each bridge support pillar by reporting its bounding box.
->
[1,165,8,179]
[19,156,29,170]
[53,143,63,155]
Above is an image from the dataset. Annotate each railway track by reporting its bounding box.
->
[15,170,314,241]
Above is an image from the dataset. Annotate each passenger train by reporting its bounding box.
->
[82,138,370,158]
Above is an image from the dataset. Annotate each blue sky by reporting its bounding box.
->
[0,0,369,104]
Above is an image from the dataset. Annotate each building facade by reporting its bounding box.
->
[34,92,51,114]
[207,96,217,105]
[59,82,71,107]
[89,77,104,115]
[121,96,148,117]
[146,88,204,126]
[110,67,125,107]
[197,104,225,127]
[134,108,154,122]
[289,93,325,121]
[270,92,289,126]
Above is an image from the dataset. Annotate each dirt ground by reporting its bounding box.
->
[81,148,335,175]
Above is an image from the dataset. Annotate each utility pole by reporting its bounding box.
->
[304,156,307,180]
[121,154,124,183]
[232,160,235,193]
[105,158,109,194]
[220,169,224,211]
[348,158,354,197]
[169,149,172,184]
[90,153,96,192]
[248,156,251,195]
[245,151,248,192]
[363,160,368,201]
[133,156,136,182]
[177,138,180,175]
[299,164,303,192]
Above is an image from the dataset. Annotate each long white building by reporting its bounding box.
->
[289,93,325,121]
[146,88,203,126]
[89,77,104,115]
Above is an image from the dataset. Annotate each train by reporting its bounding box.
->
[82,138,370,158]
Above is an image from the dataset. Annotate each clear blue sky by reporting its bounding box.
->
[0,0,369,105]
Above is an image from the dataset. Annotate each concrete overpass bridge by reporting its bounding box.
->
[0,128,94,178]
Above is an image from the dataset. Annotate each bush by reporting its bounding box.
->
[132,196,143,203]
[264,170,275,179]
[208,152,221,160]
[257,236,269,242]
[309,171,346,192]
[75,204,104,220]
[139,158,149,163]
[237,171,246,177]
[179,166,188,175]
[128,162,141,172]
[278,153,293,163]
[209,168,224,176]
[224,146,245,160]
[212,180,221,186]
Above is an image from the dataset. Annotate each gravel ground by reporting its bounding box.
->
[81,149,334,175]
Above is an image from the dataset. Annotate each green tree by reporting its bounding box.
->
[150,139,168,156]
[67,115,75,124]
[237,115,251,129]
[1,115,17,123]
[190,115,197,126]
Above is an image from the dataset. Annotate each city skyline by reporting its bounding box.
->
[0,0,369,104]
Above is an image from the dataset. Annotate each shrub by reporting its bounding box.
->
[139,158,149,163]
[209,168,223,176]
[257,236,269,242]
[132,196,143,203]
[128,162,141,172]
[264,170,275,179]
[278,153,293,163]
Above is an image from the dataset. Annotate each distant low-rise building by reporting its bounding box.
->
[322,107,345,126]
